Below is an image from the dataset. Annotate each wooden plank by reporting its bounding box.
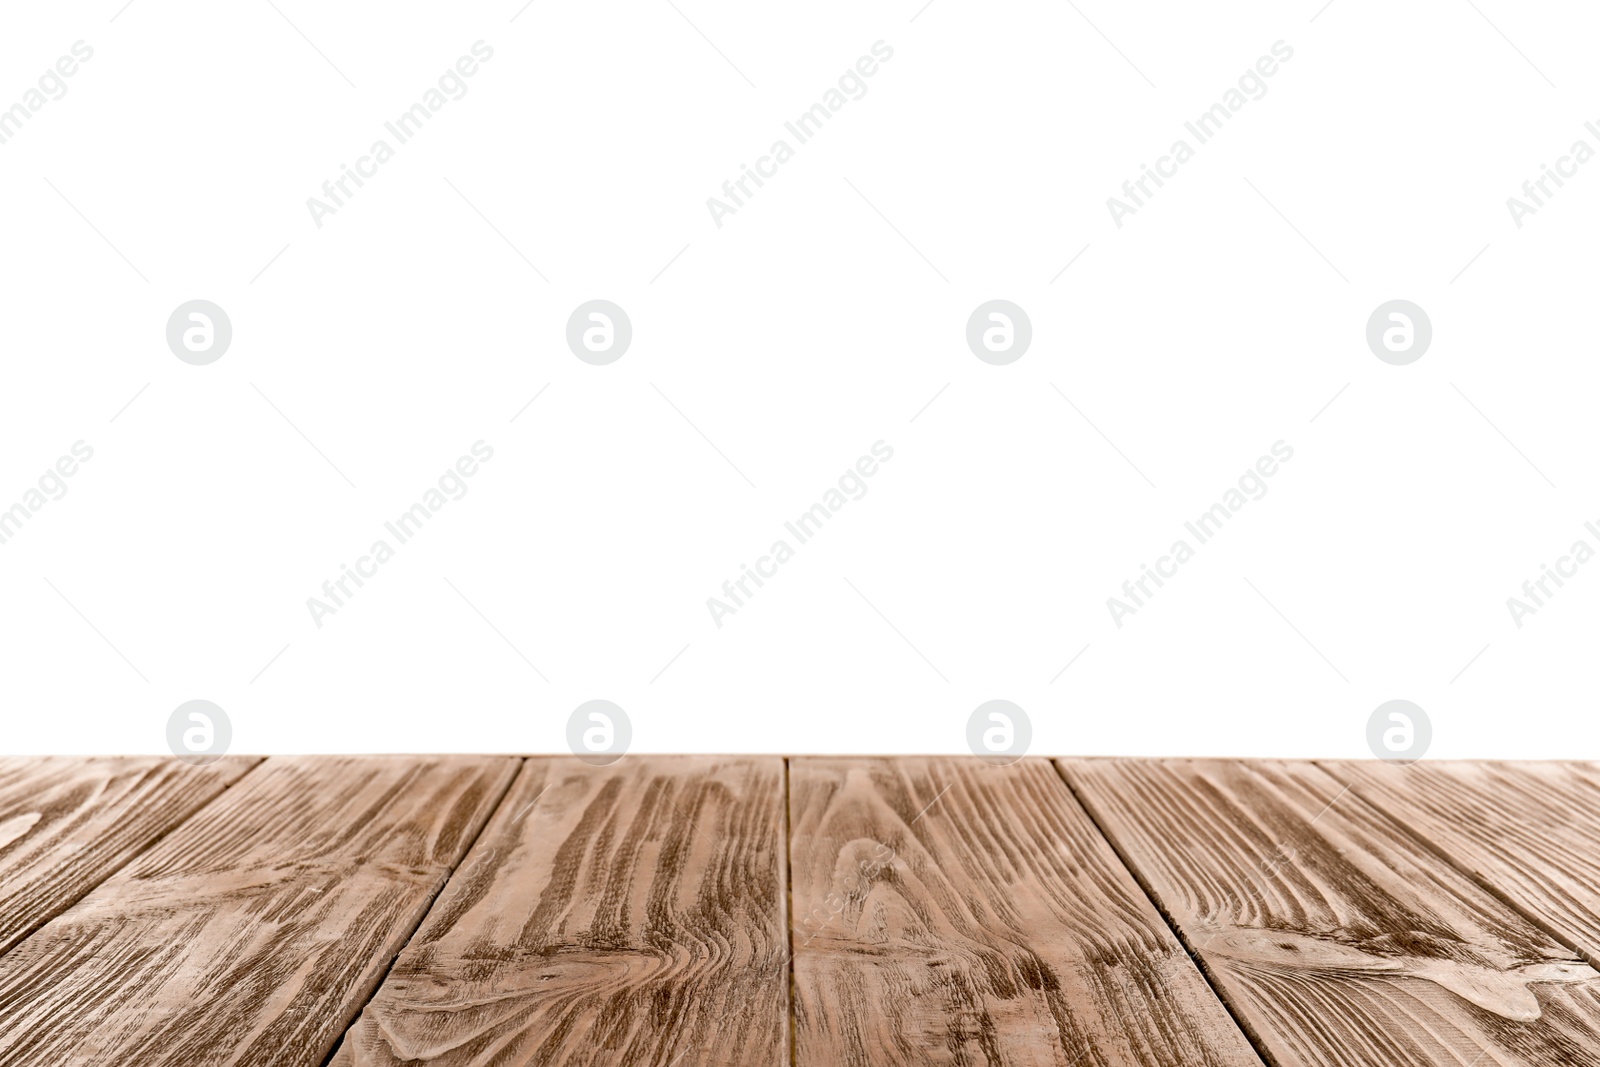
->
[1322,760,1600,966]
[0,755,256,956]
[329,756,790,1067]
[0,754,518,1067]
[788,757,1263,1067]
[1063,758,1600,1067]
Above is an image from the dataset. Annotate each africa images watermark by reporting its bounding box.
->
[305,441,495,627]
[1503,519,1600,628]
[1106,441,1295,627]
[795,840,897,941]
[0,442,95,548]
[305,41,495,228]
[1106,40,1294,229]
[706,441,895,628]
[1505,120,1600,229]
[0,41,94,148]
[705,40,895,229]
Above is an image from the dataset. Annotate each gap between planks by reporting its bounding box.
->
[1062,758,1600,1067]
[782,756,799,1067]
[0,756,522,1066]
[0,756,522,1048]
[330,756,793,1066]
[0,755,264,962]
[11,757,1593,1067]
[786,757,1262,1066]
[316,757,524,1067]
[1050,759,1285,1067]
[1314,759,1600,973]
[323,755,1600,1067]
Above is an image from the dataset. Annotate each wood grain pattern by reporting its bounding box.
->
[0,755,517,1067]
[788,757,1264,1066]
[7,755,1600,1065]
[329,756,790,1067]
[1323,760,1600,967]
[0,755,255,956]
[1063,758,1600,1067]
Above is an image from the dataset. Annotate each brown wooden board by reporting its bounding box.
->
[1323,760,1600,967]
[1063,758,1600,1067]
[0,755,256,956]
[329,756,790,1067]
[787,757,1264,1067]
[0,755,517,1067]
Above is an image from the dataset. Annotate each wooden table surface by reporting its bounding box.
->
[1,756,1598,1066]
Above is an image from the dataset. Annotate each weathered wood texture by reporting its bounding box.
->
[787,757,1264,1066]
[1063,758,1600,1067]
[7,755,1600,1066]
[0,755,517,1067]
[330,756,790,1067]
[1324,760,1600,967]
[0,755,255,956]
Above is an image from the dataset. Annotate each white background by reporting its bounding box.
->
[1,0,1595,758]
